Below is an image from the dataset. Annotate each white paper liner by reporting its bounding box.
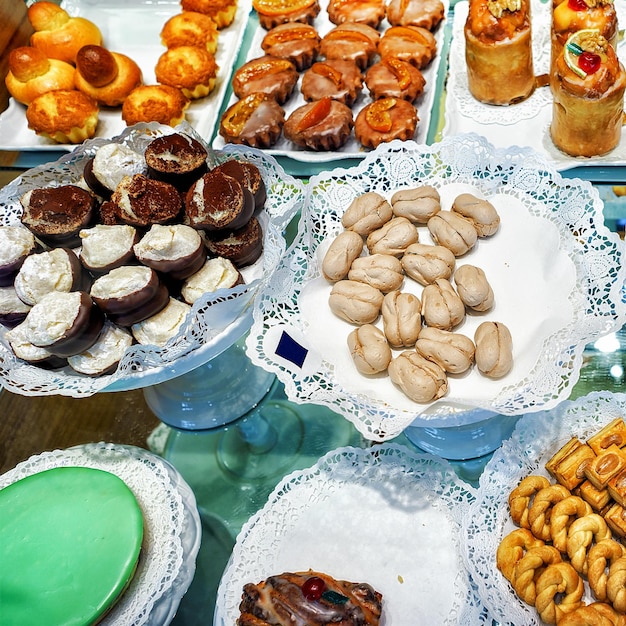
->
[246,134,626,441]
[0,122,304,396]
[0,442,202,626]
[464,391,626,626]
[214,444,490,625]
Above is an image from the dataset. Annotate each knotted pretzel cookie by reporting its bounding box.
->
[567,513,612,576]
[535,561,584,625]
[509,475,551,529]
[512,545,562,606]
[588,539,626,602]
[529,484,572,542]
[496,528,544,582]
[556,602,623,626]
[607,556,626,613]
[551,495,593,553]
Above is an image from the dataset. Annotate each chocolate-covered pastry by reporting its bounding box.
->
[83,143,146,199]
[20,184,97,248]
[212,160,267,213]
[0,225,37,287]
[204,216,263,267]
[0,286,32,328]
[181,256,244,304]
[131,297,191,347]
[79,224,139,274]
[4,320,67,369]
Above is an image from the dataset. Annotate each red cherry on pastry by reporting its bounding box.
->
[567,0,588,10]
[302,576,325,600]
[578,50,601,74]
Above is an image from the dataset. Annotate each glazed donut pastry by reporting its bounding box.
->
[21,290,105,358]
[386,0,445,31]
[131,297,191,347]
[252,0,321,30]
[300,59,364,107]
[155,45,219,100]
[212,159,267,213]
[509,475,552,529]
[319,23,380,70]
[550,495,592,552]
[566,513,612,575]
[79,224,139,275]
[261,22,321,71]
[327,0,385,28]
[160,11,219,54]
[219,93,285,148]
[355,97,419,148]
[231,56,298,105]
[28,1,102,64]
[74,45,143,107]
[496,528,545,583]
[464,0,534,105]
[0,286,32,329]
[512,545,563,606]
[550,30,626,158]
[181,0,238,29]
[25,89,99,144]
[587,538,626,602]
[181,256,244,304]
[5,46,75,106]
[4,320,66,369]
[0,226,37,287]
[203,216,264,267]
[365,58,426,102]
[284,97,354,151]
[20,184,97,248]
[378,25,437,69]
[237,570,383,626]
[534,561,584,624]
[121,84,189,126]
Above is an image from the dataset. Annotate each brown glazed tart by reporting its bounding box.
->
[261,22,321,70]
[327,0,386,28]
[300,59,364,107]
[385,0,446,31]
[319,22,380,70]
[365,57,426,101]
[354,97,419,149]
[378,25,437,69]
[232,55,299,105]
[252,0,321,30]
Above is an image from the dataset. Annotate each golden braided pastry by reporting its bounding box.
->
[607,557,626,613]
[588,539,626,602]
[509,475,551,529]
[557,602,623,626]
[535,561,584,625]
[496,528,544,582]
[528,484,571,542]
[550,495,593,553]
[567,514,612,576]
[512,545,562,606]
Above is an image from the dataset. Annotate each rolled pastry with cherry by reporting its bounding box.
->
[464,0,535,105]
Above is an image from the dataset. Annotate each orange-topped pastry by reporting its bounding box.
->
[354,96,418,148]
[386,0,446,31]
[464,0,535,105]
[378,25,437,69]
[300,59,364,106]
[160,12,219,54]
[550,29,626,157]
[365,57,426,101]
[261,22,321,70]
[327,0,386,28]
[252,0,321,30]
[181,0,238,29]
[320,23,380,70]
[231,55,298,104]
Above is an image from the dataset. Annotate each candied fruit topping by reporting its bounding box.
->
[383,57,412,89]
[564,29,608,77]
[296,96,332,131]
[311,62,344,87]
[302,576,325,601]
[388,25,431,44]
[366,97,396,132]
[238,58,295,83]
[253,0,316,16]
[264,26,318,46]
[221,93,268,135]
[323,29,374,44]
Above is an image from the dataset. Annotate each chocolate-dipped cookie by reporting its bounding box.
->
[0,225,37,287]
[204,216,263,267]
[78,224,139,275]
[211,159,267,213]
[181,256,244,304]
[4,320,67,369]
[83,143,147,199]
[0,285,32,328]
[131,297,191,347]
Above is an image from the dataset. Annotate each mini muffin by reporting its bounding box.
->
[0,286,32,328]
[365,57,426,101]
[204,216,263,267]
[131,297,192,347]
[232,55,298,105]
[261,22,321,71]
[185,169,255,231]
[79,224,139,274]
[25,89,99,144]
[284,96,354,150]
[181,256,244,304]
[181,0,238,29]
[327,0,385,28]
[67,320,133,376]
[319,23,380,70]
[355,97,418,148]
[90,265,169,326]
[4,320,66,369]
[14,247,89,306]
[111,174,183,228]
[20,184,97,248]
[133,224,206,280]
[121,84,189,127]
[160,11,219,54]
[74,45,143,107]
[300,59,363,107]
[155,45,219,100]
[386,0,445,31]
[144,132,208,192]
[83,143,147,199]
[0,226,37,287]
[378,25,438,69]
[212,159,267,212]
[22,290,105,358]
[252,0,321,30]
[219,93,285,148]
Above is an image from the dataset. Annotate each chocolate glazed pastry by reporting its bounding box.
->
[204,216,263,267]
[211,160,267,213]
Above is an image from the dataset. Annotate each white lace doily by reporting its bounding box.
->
[0,442,201,626]
[246,134,626,441]
[0,122,304,396]
[463,390,626,626]
[214,443,490,625]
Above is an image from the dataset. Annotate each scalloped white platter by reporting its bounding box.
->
[444,0,626,171]
[0,0,251,151]
[215,444,490,625]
